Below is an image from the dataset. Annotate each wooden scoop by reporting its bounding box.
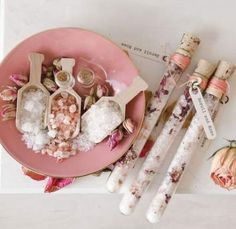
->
[81,76,148,143]
[16,53,50,133]
[48,58,81,138]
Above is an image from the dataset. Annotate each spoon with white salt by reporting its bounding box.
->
[81,76,148,144]
[16,53,50,133]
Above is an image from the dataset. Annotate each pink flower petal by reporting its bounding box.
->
[9,74,28,87]
[139,139,154,158]
[22,166,47,181]
[44,177,75,193]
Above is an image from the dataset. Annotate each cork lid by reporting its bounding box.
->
[176,33,200,57]
[214,61,235,80]
[193,59,216,79]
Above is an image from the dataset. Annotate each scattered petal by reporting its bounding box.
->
[44,177,75,193]
[0,86,17,101]
[9,74,28,87]
[123,118,136,134]
[22,166,47,181]
[139,139,154,158]
[96,84,110,98]
[108,128,124,150]
[43,78,58,92]
[1,103,16,121]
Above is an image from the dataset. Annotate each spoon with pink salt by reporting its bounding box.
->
[81,76,148,144]
[48,58,82,139]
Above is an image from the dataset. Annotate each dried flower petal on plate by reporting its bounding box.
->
[43,77,58,92]
[108,128,124,151]
[83,95,96,110]
[22,166,47,181]
[96,84,110,98]
[210,140,236,190]
[9,74,28,87]
[123,118,136,134]
[53,58,62,71]
[1,103,16,121]
[44,177,75,193]
[0,86,17,101]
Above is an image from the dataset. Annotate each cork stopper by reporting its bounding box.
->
[193,59,216,79]
[214,61,235,80]
[176,33,200,58]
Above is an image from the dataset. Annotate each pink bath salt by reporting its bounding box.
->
[69,104,77,113]
[49,93,79,140]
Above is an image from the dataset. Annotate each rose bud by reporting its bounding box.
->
[53,58,62,71]
[1,103,16,121]
[43,77,58,92]
[122,118,136,134]
[108,128,124,151]
[96,84,110,98]
[210,142,236,190]
[0,86,17,101]
[9,74,28,87]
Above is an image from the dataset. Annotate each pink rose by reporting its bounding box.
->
[210,147,236,190]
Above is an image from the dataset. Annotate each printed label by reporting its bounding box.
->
[120,42,170,63]
[189,86,216,140]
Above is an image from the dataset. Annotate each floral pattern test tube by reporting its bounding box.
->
[146,61,235,223]
[106,33,200,193]
[119,60,216,215]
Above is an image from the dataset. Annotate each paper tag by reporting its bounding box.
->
[189,86,216,140]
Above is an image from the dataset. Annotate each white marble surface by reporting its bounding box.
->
[1,194,236,229]
[1,0,236,196]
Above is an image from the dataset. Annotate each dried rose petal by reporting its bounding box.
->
[9,74,28,87]
[53,58,62,71]
[1,103,16,121]
[0,86,17,101]
[83,95,95,110]
[139,139,154,158]
[96,84,110,98]
[22,166,47,181]
[123,118,136,134]
[43,78,58,92]
[44,177,75,193]
[108,128,124,151]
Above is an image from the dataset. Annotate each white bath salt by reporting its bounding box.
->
[21,89,47,132]
[75,133,95,152]
[47,130,57,138]
[22,130,50,151]
[21,88,49,151]
[82,100,123,143]
[106,79,127,95]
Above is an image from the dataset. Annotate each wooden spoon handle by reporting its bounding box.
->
[28,53,44,84]
[114,76,148,105]
[61,58,75,74]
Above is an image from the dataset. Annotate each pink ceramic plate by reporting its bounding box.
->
[0,28,145,177]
